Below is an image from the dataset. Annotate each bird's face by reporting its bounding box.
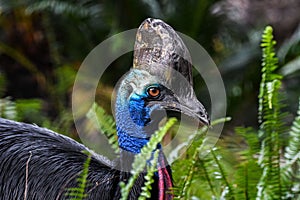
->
[115,68,209,138]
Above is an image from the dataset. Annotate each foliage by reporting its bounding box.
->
[65,151,92,200]
[256,26,285,199]
[87,102,119,153]
[119,118,177,200]
[172,26,300,200]
[138,150,159,200]
[0,97,45,123]
[0,97,17,120]
[25,0,99,17]
[233,127,262,200]
[172,117,231,199]
[283,97,300,199]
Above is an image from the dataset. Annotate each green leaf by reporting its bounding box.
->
[87,102,119,153]
[65,151,92,200]
[283,97,300,198]
[120,118,177,200]
[257,25,286,199]
[138,150,159,200]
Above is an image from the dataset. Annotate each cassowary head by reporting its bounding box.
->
[115,18,209,154]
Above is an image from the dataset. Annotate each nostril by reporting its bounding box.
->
[198,110,210,126]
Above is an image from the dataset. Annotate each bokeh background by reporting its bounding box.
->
[0,0,299,138]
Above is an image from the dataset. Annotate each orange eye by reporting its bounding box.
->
[147,87,160,98]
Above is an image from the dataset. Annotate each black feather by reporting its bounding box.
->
[0,118,159,200]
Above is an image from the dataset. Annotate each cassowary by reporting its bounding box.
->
[0,18,209,200]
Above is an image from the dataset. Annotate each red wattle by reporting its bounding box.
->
[158,151,173,200]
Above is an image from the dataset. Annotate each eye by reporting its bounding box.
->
[147,86,161,98]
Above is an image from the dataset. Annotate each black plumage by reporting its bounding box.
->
[0,118,160,199]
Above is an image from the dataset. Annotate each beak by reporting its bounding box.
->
[149,92,210,127]
[163,99,210,127]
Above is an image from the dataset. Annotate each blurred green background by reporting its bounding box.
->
[0,0,299,137]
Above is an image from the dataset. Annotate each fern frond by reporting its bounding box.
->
[282,97,300,198]
[87,103,119,153]
[0,97,17,120]
[177,140,204,199]
[285,97,300,162]
[138,150,159,200]
[233,127,261,200]
[257,26,286,199]
[235,127,260,156]
[25,0,97,17]
[173,117,231,199]
[65,151,91,200]
[211,148,235,200]
[258,26,282,122]
[120,118,177,200]
[178,119,231,199]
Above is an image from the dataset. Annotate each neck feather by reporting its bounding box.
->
[115,88,152,154]
[117,127,149,154]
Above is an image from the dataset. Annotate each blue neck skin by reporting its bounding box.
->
[117,129,149,154]
[116,91,160,154]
